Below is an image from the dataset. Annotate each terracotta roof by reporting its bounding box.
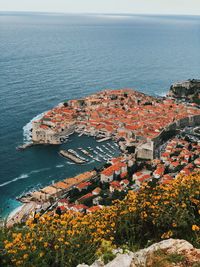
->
[121,179,129,185]
[87,206,102,213]
[76,182,91,190]
[120,172,128,178]
[78,193,94,202]
[92,187,101,195]
[138,174,151,182]
[110,181,121,188]
[53,181,69,189]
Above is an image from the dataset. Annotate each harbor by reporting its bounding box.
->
[59,139,121,164]
[4,88,200,223]
[0,133,121,219]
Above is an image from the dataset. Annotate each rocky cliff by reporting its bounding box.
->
[168,79,200,103]
[78,239,200,267]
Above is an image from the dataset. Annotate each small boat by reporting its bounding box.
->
[107,143,116,150]
[97,154,105,158]
[96,146,104,153]
[68,149,88,161]
[94,157,101,162]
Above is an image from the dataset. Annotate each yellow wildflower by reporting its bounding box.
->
[23,254,29,260]
[192,225,200,231]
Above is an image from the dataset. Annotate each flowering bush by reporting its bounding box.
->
[0,172,199,266]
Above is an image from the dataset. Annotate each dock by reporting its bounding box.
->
[16,143,34,150]
[59,150,86,164]
[97,137,111,143]
[79,148,93,158]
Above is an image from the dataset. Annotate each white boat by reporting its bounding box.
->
[68,149,88,161]
[107,143,116,150]
[94,157,101,162]
[96,146,104,153]
[103,146,112,153]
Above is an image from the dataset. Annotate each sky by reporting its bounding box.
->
[0,0,200,15]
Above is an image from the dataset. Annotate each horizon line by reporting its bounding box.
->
[0,10,200,17]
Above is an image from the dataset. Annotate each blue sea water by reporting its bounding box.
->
[0,12,200,217]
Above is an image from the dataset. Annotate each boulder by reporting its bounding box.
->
[130,238,199,267]
[106,252,134,267]
[78,239,200,267]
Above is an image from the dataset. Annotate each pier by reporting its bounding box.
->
[97,137,112,143]
[16,143,34,150]
[59,150,86,164]
[79,148,93,158]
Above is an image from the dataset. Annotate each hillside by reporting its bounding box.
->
[0,172,199,266]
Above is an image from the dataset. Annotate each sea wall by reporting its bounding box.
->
[137,114,200,160]
[152,114,200,152]
[32,122,76,144]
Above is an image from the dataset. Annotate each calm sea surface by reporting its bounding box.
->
[0,13,200,217]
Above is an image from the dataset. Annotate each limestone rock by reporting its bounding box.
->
[130,239,200,267]
[106,252,134,267]
[78,239,200,267]
[77,260,104,267]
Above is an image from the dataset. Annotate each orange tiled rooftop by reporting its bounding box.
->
[35,89,200,140]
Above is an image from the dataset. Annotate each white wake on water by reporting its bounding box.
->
[23,111,46,143]
[0,168,51,188]
[56,164,64,168]
[0,174,29,187]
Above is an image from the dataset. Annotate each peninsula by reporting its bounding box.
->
[32,88,200,159]
[7,87,200,226]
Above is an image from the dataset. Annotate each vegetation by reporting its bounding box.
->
[0,172,199,266]
[147,250,186,267]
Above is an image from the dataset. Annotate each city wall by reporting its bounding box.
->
[137,114,200,160]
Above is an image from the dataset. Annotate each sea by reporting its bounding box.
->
[0,12,200,218]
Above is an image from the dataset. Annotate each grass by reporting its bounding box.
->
[149,250,186,267]
[166,253,185,263]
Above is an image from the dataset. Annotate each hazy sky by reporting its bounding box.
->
[0,0,200,15]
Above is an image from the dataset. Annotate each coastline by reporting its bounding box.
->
[5,87,200,227]
[6,202,37,228]
[6,204,24,221]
